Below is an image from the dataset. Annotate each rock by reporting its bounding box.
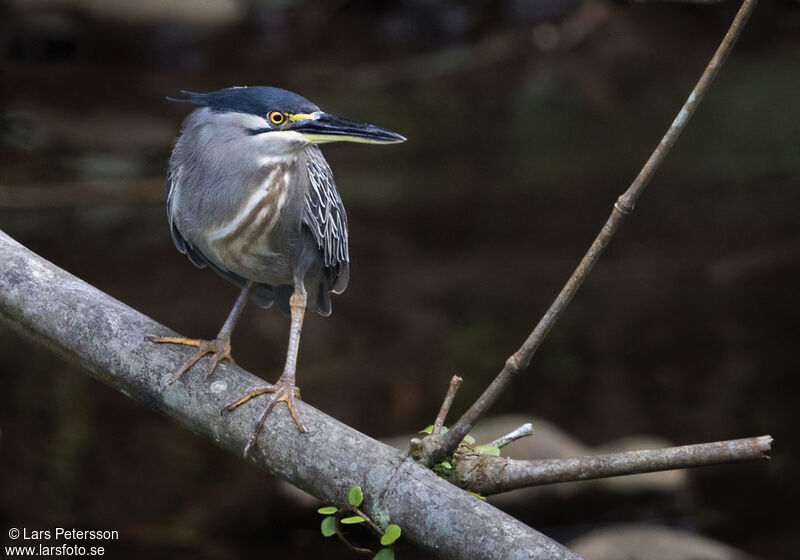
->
[568,523,758,560]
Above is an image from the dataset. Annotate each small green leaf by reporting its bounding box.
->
[380,524,402,546]
[462,434,476,445]
[420,425,448,435]
[467,491,486,501]
[317,506,338,515]
[374,549,395,560]
[475,444,501,456]
[348,485,364,507]
[440,461,452,469]
[340,515,365,524]
[321,516,337,537]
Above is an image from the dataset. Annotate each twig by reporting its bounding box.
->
[346,506,385,538]
[433,375,463,435]
[332,505,387,555]
[418,0,758,467]
[453,436,772,495]
[488,423,534,449]
[334,525,372,555]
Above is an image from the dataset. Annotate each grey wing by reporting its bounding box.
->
[166,166,208,268]
[166,166,200,265]
[303,146,350,294]
[165,166,277,309]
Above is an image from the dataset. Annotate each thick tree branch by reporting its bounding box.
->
[0,229,581,560]
[452,436,772,496]
[418,0,758,467]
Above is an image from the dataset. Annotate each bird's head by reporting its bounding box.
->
[169,86,406,149]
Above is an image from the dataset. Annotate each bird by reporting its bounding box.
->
[150,86,405,455]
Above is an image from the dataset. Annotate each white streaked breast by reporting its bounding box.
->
[208,166,280,242]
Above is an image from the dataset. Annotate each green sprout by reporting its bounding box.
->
[317,485,402,559]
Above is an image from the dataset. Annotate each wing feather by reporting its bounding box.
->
[303,147,350,293]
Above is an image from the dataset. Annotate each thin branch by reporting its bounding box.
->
[488,423,534,449]
[331,504,386,555]
[418,0,759,467]
[334,524,373,555]
[452,436,772,496]
[0,230,581,560]
[346,506,385,538]
[433,375,463,435]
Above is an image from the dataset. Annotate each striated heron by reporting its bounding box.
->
[150,86,405,455]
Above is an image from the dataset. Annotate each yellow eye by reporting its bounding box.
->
[268,111,285,125]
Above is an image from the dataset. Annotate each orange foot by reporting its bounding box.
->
[147,335,233,384]
[227,378,306,456]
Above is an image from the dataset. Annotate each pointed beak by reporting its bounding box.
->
[292,112,406,144]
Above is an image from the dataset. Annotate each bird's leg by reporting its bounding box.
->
[149,282,254,384]
[228,284,308,455]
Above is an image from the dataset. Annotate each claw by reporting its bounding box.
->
[148,334,233,383]
[228,378,307,457]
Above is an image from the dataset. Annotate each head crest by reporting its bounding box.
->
[166,87,318,115]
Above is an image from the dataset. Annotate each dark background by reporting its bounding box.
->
[1,0,798,558]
